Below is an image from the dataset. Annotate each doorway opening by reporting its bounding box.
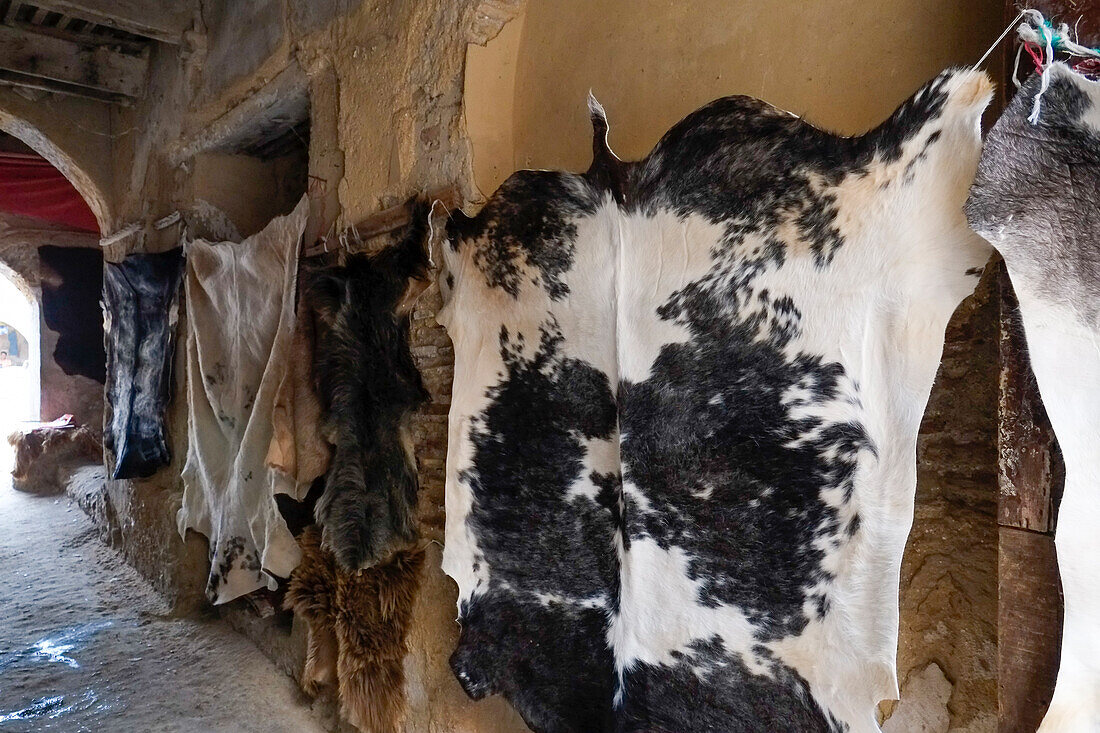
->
[0,264,40,473]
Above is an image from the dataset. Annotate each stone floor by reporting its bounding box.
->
[0,447,327,733]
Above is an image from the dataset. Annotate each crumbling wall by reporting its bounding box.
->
[887,273,998,733]
[79,0,531,728]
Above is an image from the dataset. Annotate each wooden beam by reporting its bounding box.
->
[998,527,1062,733]
[7,17,147,55]
[172,63,309,163]
[0,25,146,99]
[4,2,22,24]
[997,265,1063,531]
[0,67,130,104]
[24,0,192,43]
[302,187,462,258]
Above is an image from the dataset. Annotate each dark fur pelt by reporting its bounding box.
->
[102,247,185,480]
[8,426,103,494]
[284,526,424,733]
[303,199,431,570]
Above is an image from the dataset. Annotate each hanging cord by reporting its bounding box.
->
[1015,9,1100,124]
[1021,9,1056,124]
[425,198,449,270]
[974,10,1026,70]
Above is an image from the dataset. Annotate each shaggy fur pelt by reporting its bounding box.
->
[8,425,102,494]
[284,526,424,733]
[303,200,430,570]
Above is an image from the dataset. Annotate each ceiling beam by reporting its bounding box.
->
[24,0,192,43]
[0,25,146,100]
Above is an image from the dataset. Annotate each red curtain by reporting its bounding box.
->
[0,152,99,233]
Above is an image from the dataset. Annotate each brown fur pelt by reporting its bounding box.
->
[8,426,103,494]
[284,526,424,733]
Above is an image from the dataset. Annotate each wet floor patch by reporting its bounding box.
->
[0,463,327,732]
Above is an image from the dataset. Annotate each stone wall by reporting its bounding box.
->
[72,0,530,729]
[888,272,999,732]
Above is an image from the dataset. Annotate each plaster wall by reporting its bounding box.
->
[191,152,307,238]
[468,0,1003,192]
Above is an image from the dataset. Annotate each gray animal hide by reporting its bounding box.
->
[102,248,185,479]
[967,63,1100,733]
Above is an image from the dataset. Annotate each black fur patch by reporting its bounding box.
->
[445,171,602,300]
[102,248,185,479]
[451,322,618,732]
[305,201,430,570]
[620,639,843,733]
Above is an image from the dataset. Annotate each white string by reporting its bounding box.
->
[1012,43,1026,88]
[425,198,449,270]
[1025,9,1055,124]
[974,10,1026,70]
[100,211,182,247]
[349,222,361,252]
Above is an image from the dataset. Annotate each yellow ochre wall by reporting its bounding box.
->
[467,0,1003,195]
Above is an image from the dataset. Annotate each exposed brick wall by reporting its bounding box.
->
[411,279,454,542]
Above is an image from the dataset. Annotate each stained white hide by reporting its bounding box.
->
[442,68,992,733]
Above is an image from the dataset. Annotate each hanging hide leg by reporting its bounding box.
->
[334,547,425,733]
[284,527,339,695]
[303,622,338,696]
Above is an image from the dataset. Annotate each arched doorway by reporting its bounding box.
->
[0,117,105,436]
[0,264,39,421]
[0,264,40,474]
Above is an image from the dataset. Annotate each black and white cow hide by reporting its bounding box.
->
[967,63,1100,733]
[102,248,185,479]
[305,201,431,571]
[440,68,993,733]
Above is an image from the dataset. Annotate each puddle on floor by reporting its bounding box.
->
[0,689,111,723]
[0,621,118,730]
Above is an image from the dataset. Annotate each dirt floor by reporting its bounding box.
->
[0,447,326,733]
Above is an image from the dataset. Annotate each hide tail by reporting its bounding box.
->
[316,441,393,570]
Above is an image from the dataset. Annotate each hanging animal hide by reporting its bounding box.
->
[967,62,1100,733]
[303,202,430,571]
[284,526,424,733]
[102,248,185,480]
[178,197,309,604]
[267,285,332,498]
[440,68,993,733]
